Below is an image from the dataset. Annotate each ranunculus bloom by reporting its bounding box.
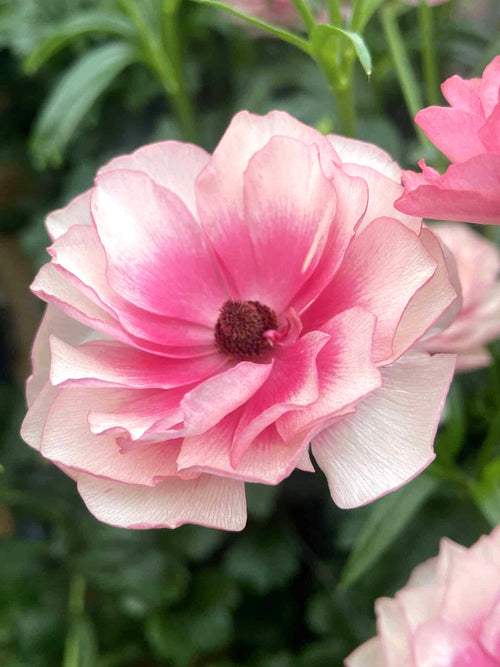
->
[422,223,500,371]
[345,526,500,667]
[22,111,458,531]
[227,0,303,29]
[396,56,500,225]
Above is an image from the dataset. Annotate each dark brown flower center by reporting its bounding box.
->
[215,299,277,360]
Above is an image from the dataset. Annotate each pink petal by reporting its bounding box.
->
[41,387,186,485]
[441,75,484,116]
[312,352,455,508]
[415,107,485,162]
[241,135,337,312]
[479,55,500,117]
[49,224,215,348]
[345,637,385,667]
[92,169,228,324]
[327,134,402,182]
[77,471,247,530]
[99,140,210,218]
[480,598,500,660]
[390,227,460,363]
[479,102,500,153]
[45,189,92,241]
[178,411,311,485]
[49,337,228,389]
[413,620,498,667]
[276,308,381,440]
[375,597,413,667]
[195,110,339,298]
[21,381,60,451]
[230,331,329,465]
[181,360,273,435]
[397,155,500,225]
[303,217,437,363]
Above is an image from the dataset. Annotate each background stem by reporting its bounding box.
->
[418,1,440,106]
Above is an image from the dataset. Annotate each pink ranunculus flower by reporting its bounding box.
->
[22,111,459,531]
[396,56,500,225]
[422,223,500,371]
[345,526,500,667]
[227,0,304,29]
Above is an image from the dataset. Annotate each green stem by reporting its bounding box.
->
[162,0,197,142]
[327,0,342,26]
[418,1,440,106]
[63,574,86,667]
[290,0,315,34]
[380,4,428,148]
[332,71,356,136]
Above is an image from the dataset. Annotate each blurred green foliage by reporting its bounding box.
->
[1,0,500,664]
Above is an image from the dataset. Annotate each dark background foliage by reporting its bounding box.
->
[0,0,499,664]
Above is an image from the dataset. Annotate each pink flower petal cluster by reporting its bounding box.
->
[345,526,500,667]
[22,111,458,531]
[423,223,500,371]
[396,56,500,225]
[226,0,305,29]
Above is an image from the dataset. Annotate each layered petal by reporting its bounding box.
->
[312,352,455,508]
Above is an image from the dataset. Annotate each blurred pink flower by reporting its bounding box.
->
[345,526,500,667]
[396,56,500,225]
[22,111,458,531]
[423,224,500,371]
[400,0,451,6]
[226,0,304,29]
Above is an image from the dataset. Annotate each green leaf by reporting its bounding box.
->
[311,24,372,78]
[30,41,138,168]
[23,11,135,74]
[340,474,438,588]
[470,458,500,526]
[350,0,386,33]
[435,383,466,465]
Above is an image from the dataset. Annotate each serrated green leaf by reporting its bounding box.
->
[23,11,135,74]
[311,24,372,78]
[30,41,138,168]
[340,474,438,588]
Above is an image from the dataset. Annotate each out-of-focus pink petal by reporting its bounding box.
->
[45,189,92,241]
[277,308,380,440]
[441,75,484,116]
[397,154,500,225]
[195,110,339,298]
[413,620,497,667]
[479,102,500,153]
[230,331,329,465]
[479,55,500,117]
[241,136,337,312]
[345,637,385,667]
[375,598,413,667]
[312,352,455,508]
[303,217,436,363]
[77,472,247,530]
[92,169,228,324]
[415,107,485,162]
[49,337,228,389]
[480,598,500,660]
[98,141,210,218]
[327,135,402,182]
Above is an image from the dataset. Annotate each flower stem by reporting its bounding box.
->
[290,0,315,33]
[380,4,428,148]
[327,0,342,26]
[332,70,356,137]
[162,0,197,142]
[63,574,86,667]
[418,1,440,106]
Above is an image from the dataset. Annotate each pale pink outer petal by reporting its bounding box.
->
[480,598,500,660]
[92,169,228,324]
[312,352,455,508]
[277,308,381,440]
[344,637,386,667]
[413,620,497,667]
[390,227,460,363]
[195,110,340,297]
[240,135,337,311]
[21,382,60,451]
[415,107,485,162]
[454,347,492,372]
[77,472,247,531]
[230,331,329,465]
[45,189,92,241]
[375,597,413,667]
[326,134,422,234]
[479,55,500,117]
[98,141,210,218]
[49,337,228,389]
[479,103,500,153]
[396,155,500,225]
[303,217,437,364]
[177,412,312,485]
